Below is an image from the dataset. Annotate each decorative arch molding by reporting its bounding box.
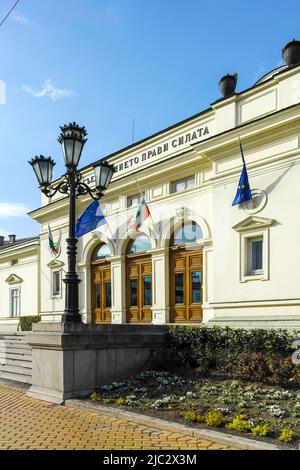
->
[160,213,211,249]
[116,228,157,256]
[81,232,115,264]
[5,274,23,284]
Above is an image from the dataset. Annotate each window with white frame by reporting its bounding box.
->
[247,236,263,275]
[52,270,61,297]
[172,176,195,193]
[232,216,274,283]
[10,288,20,317]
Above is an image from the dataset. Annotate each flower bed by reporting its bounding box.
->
[90,371,300,448]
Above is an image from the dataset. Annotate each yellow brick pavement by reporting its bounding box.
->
[0,384,237,450]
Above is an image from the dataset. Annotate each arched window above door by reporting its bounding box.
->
[171,222,203,246]
[127,235,152,254]
[92,243,111,260]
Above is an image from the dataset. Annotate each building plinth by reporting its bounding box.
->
[26,323,167,404]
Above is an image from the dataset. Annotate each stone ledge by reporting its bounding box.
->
[27,323,167,350]
[32,322,168,333]
[65,399,288,451]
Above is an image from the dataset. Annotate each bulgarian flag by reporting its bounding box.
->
[48,224,56,254]
[133,197,151,231]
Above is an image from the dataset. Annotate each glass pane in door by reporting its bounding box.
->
[191,271,201,304]
[175,273,184,304]
[143,277,152,306]
[95,284,101,308]
[105,282,112,308]
[130,279,138,306]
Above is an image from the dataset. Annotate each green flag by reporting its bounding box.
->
[48,224,56,253]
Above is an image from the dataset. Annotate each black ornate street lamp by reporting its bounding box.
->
[29,122,115,323]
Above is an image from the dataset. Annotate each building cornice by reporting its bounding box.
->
[0,239,39,260]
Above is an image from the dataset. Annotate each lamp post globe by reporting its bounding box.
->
[93,159,115,198]
[29,155,56,191]
[58,122,88,169]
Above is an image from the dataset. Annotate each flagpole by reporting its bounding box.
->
[235,135,254,208]
[134,177,159,239]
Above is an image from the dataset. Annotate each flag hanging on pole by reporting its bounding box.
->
[232,139,252,206]
[133,196,151,231]
[48,224,57,254]
[75,200,107,238]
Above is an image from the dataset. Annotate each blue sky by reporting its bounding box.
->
[0,0,299,237]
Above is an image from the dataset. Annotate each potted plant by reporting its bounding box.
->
[282,39,300,66]
[219,73,238,98]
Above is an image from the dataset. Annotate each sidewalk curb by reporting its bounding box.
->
[65,399,283,451]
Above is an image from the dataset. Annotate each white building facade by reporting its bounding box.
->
[2,61,300,330]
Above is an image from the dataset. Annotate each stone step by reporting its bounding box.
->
[0,370,31,384]
[0,358,32,369]
[0,332,27,336]
[0,364,32,376]
[0,343,32,351]
[0,335,27,341]
[0,352,32,361]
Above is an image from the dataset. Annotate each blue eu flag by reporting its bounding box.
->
[232,142,252,206]
[75,200,107,238]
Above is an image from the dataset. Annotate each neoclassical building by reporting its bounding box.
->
[2,54,300,330]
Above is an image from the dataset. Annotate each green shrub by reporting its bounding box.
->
[18,315,41,331]
[157,326,298,385]
[278,428,295,443]
[221,352,270,383]
[251,424,271,437]
[203,410,225,427]
[267,356,296,386]
[180,411,202,422]
[103,398,112,405]
[226,414,251,433]
[90,392,99,401]
[115,398,126,406]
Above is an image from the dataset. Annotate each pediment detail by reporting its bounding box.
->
[232,216,275,232]
[5,274,23,284]
[47,259,65,269]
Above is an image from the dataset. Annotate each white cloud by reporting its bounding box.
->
[22,79,75,101]
[0,202,30,218]
[11,11,33,26]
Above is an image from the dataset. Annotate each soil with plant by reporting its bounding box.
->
[90,371,300,449]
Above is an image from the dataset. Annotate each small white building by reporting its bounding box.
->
[2,48,300,330]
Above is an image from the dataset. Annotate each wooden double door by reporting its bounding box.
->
[91,261,112,324]
[170,247,203,323]
[126,254,152,323]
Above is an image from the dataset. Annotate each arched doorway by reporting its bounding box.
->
[91,243,112,324]
[170,222,203,323]
[126,235,152,323]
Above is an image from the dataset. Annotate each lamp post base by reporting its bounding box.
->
[62,270,81,323]
[61,313,82,323]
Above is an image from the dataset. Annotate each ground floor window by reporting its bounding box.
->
[233,216,273,282]
[10,288,20,317]
[52,270,61,297]
[247,236,263,275]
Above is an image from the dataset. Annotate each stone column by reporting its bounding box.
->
[202,239,214,323]
[110,255,126,324]
[151,247,170,324]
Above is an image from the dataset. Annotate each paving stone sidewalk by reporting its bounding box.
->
[0,383,237,450]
